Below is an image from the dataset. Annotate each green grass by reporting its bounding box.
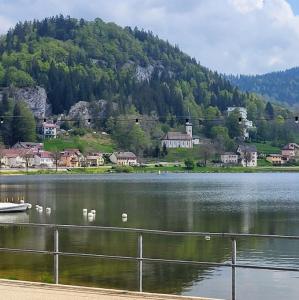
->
[133,165,299,173]
[2,164,299,175]
[251,142,280,155]
[164,147,201,162]
[44,133,116,153]
[257,159,272,167]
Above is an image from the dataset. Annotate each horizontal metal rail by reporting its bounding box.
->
[0,222,299,300]
[0,247,298,272]
[1,222,299,240]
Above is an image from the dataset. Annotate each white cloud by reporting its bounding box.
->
[0,15,14,33]
[229,0,264,14]
[0,0,299,74]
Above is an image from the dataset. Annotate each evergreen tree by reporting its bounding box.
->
[11,102,36,145]
[265,102,274,119]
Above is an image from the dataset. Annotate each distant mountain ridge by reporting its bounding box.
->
[227,67,299,106]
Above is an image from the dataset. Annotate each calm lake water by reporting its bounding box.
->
[0,173,299,300]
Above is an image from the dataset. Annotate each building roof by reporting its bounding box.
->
[38,151,53,159]
[113,152,137,159]
[222,152,238,156]
[43,123,57,128]
[12,142,43,149]
[267,154,282,157]
[62,149,81,155]
[162,132,192,141]
[282,143,299,150]
[237,145,257,153]
[0,149,26,158]
[86,155,102,160]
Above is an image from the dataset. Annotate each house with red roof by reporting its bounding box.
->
[59,149,83,167]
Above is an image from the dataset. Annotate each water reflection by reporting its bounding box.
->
[0,174,298,299]
[0,212,29,223]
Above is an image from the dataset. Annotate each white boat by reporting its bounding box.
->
[0,202,30,213]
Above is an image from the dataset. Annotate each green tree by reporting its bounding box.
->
[265,102,274,119]
[210,125,235,151]
[127,124,150,156]
[184,158,195,170]
[225,110,243,139]
[0,63,4,84]
[198,144,215,166]
[162,143,168,157]
[4,67,35,87]
[11,102,36,145]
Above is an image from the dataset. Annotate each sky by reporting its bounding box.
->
[0,0,299,75]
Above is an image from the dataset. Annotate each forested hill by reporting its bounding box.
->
[0,15,251,117]
[227,68,299,106]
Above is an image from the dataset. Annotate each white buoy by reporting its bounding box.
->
[91,209,96,215]
[122,213,128,222]
[205,235,211,241]
[46,207,51,214]
[83,208,88,214]
[27,204,32,209]
[87,212,94,222]
[38,206,43,213]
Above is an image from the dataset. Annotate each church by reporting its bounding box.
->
[161,122,194,148]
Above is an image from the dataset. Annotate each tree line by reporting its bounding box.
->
[0,16,297,151]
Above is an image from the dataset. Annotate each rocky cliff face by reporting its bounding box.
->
[68,100,117,126]
[0,86,51,118]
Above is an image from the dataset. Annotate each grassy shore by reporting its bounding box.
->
[1,165,299,176]
[44,133,116,153]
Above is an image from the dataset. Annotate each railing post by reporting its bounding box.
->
[138,233,143,292]
[54,227,59,284]
[231,238,237,300]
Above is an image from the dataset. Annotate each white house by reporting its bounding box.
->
[109,152,137,166]
[237,145,257,167]
[0,149,26,168]
[161,122,194,148]
[86,153,105,167]
[42,122,57,139]
[34,151,54,168]
[221,153,239,165]
[281,143,299,159]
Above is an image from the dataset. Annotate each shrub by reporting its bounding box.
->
[71,128,87,136]
[196,161,204,167]
[113,165,134,173]
[184,158,195,170]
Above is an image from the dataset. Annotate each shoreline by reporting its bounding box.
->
[1,165,299,176]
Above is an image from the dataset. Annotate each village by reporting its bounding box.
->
[0,142,138,170]
[0,106,296,171]
[0,138,298,171]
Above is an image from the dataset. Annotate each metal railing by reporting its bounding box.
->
[0,222,299,300]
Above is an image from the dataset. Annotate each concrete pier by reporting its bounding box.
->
[0,279,221,300]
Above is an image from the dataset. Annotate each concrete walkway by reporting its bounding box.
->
[0,280,221,300]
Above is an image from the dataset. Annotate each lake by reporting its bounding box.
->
[0,173,299,300]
